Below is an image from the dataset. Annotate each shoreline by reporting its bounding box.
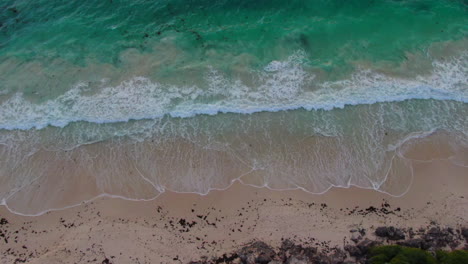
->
[0,157,466,263]
[2,129,466,216]
[0,1,466,263]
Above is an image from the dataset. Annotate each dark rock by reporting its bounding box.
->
[375,226,405,240]
[213,254,238,263]
[240,254,256,264]
[358,228,366,236]
[447,227,454,234]
[356,238,380,255]
[286,256,307,264]
[310,252,330,264]
[329,249,346,264]
[303,247,318,260]
[375,226,388,237]
[350,233,362,243]
[408,228,415,239]
[255,253,271,264]
[461,228,468,241]
[423,227,454,249]
[344,245,362,257]
[279,239,318,263]
[280,239,295,251]
[238,241,276,264]
[448,240,460,250]
[397,238,429,250]
[289,245,305,257]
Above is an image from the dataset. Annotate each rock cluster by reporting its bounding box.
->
[190,239,347,264]
[189,225,468,264]
[375,226,405,240]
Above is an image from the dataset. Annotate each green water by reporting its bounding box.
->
[0,0,467,97]
[2,0,466,63]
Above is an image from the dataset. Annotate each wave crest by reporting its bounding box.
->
[0,52,466,130]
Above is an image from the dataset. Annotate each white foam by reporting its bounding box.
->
[0,52,466,130]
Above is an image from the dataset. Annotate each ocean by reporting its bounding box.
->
[0,0,466,215]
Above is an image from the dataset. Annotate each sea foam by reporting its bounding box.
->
[0,52,466,131]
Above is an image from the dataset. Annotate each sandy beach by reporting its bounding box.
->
[0,153,466,263]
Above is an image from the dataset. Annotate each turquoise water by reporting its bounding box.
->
[0,0,466,214]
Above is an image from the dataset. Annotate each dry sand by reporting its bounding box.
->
[0,156,466,263]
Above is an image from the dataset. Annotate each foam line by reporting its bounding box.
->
[0,53,466,131]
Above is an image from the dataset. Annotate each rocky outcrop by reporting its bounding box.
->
[422,227,460,249]
[189,225,467,264]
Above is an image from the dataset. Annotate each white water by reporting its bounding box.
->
[0,52,466,130]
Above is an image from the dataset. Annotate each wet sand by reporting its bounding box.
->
[0,156,466,263]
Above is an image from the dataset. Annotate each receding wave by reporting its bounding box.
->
[0,97,467,215]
